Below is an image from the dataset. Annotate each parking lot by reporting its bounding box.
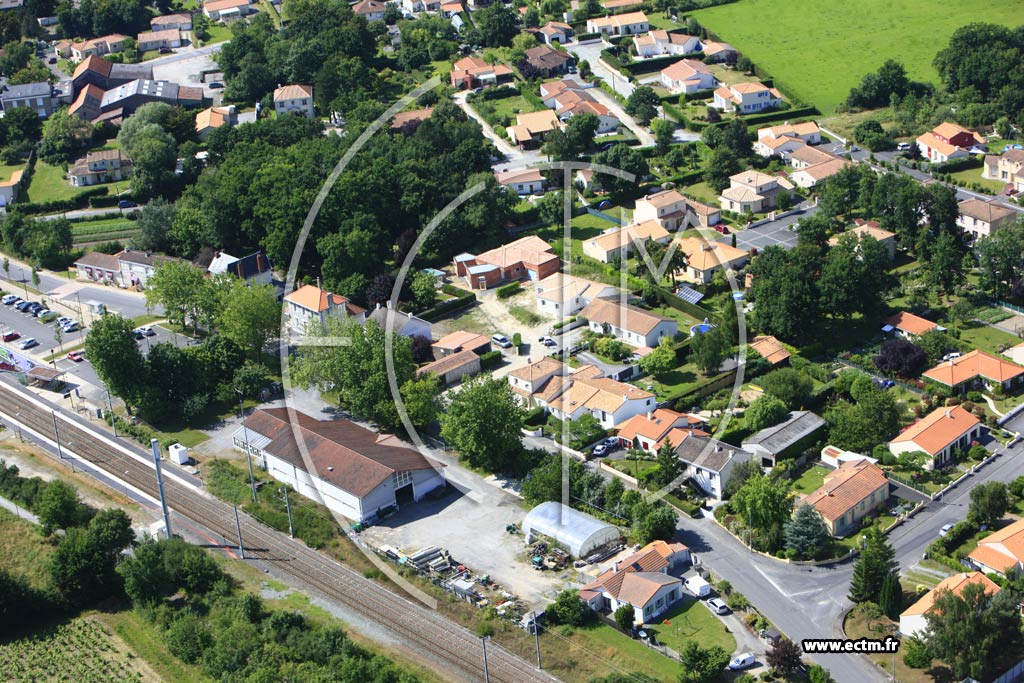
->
[722,210,808,252]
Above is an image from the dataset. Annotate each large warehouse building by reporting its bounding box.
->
[521,501,620,558]
[233,408,445,523]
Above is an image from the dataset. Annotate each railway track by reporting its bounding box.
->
[0,380,557,683]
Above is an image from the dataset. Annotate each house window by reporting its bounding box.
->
[392,470,412,488]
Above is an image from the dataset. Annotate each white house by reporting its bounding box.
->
[232,408,446,523]
[283,283,366,335]
[719,169,793,214]
[614,408,706,453]
[581,540,690,625]
[578,298,677,348]
[712,82,782,113]
[757,121,820,144]
[351,0,387,21]
[672,433,753,500]
[585,11,648,36]
[915,122,984,163]
[368,301,431,339]
[118,249,182,287]
[900,572,1000,638]
[659,59,716,94]
[956,198,1019,241]
[508,360,655,430]
[533,273,618,316]
[206,250,273,285]
[633,30,700,58]
[495,168,545,195]
[273,84,314,118]
[672,237,749,285]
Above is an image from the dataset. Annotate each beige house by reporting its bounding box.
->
[137,28,181,52]
[581,220,670,263]
[888,405,982,470]
[533,273,618,316]
[68,150,129,187]
[672,237,749,284]
[70,34,128,61]
[957,198,1019,241]
[982,149,1024,192]
[495,168,545,195]
[827,220,896,260]
[789,157,851,189]
[585,11,649,36]
[802,460,889,537]
[968,518,1024,576]
[633,189,690,230]
[0,169,24,207]
[416,349,480,386]
[150,13,192,30]
[757,121,821,144]
[203,0,253,20]
[506,110,562,147]
[195,105,237,139]
[719,170,793,214]
[283,283,366,336]
[274,84,315,118]
[580,541,689,626]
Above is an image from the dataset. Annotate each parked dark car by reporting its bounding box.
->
[118,199,138,209]
[1,330,19,342]
[158,46,172,54]
[596,200,612,210]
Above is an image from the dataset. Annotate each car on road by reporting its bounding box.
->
[133,328,146,340]
[2,294,19,305]
[707,598,730,615]
[18,338,38,350]
[567,65,577,74]
[26,302,43,315]
[1,330,19,342]
[897,142,911,151]
[117,199,138,209]
[62,321,81,333]
[208,82,224,89]
[597,142,614,152]
[48,57,56,64]
[491,333,512,348]
[137,325,156,336]
[728,653,755,671]
[939,523,955,537]
[591,443,609,457]
[67,350,85,362]
[158,46,172,54]
[15,300,33,311]
[599,437,619,450]
[538,336,556,347]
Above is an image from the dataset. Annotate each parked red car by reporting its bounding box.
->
[1,330,20,342]
[67,350,85,362]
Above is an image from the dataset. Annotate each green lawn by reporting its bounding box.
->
[646,304,700,329]
[201,23,233,44]
[682,181,718,204]
[948,168,1007,194]
[22,162,127,204]
[647,597,736,654]
[645,13,682,30]
[645,360,725,401]
[0,163,23,184]
[955,321,1019,355]
[570,623,685,681]
[692,0,1024,113]
[790,464,829,495]
[488,94,545,121]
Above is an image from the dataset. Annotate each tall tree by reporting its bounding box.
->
[84,313,149,404]
[625,86,660,125]
[440,375,525,474]
[731,474,793,542]
[690,327,728,375]
[145,261,212,333]
[758,368,812,409]
[216,280,281,360]
[766,637,803,677]
[745,394,788,432]
[848,526,898,603]
[652,439,680,488]
[784,504,830,559]
[879,572,902,619]
[679,642,731,683]
[967,481,1009,528]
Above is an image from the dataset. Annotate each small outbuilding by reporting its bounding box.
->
[521,501,619,558]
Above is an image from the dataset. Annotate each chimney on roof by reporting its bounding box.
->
[647,410,653,419]
[327,466,334,472]
[946,409,951,418]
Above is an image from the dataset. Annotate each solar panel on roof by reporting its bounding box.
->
[675,285,704,304]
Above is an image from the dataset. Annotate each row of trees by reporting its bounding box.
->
[85,313,271,425]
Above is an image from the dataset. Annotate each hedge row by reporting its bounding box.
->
[654,284,711,319]
[736,105,818,127]
[468,85,521,102]
[495,281,522,299]
[88,195,123,208]
[932,156,983,174]
[16,186,109,216]
[575,31,602,42]
[479,350,502,369]
[421,286,476,321]
[622,52,705,76]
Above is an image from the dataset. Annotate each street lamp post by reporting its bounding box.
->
[237,391,257,504]
[279,487,293,538]
[51,410,64,461]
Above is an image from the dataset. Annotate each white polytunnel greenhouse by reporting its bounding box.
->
[521,501,620,558]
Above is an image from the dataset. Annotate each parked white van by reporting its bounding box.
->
[684,575,711,598]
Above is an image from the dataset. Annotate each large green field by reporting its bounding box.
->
[693,0,1024,113]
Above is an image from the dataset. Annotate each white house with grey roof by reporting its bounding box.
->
[368,301,432,339]
[672,433,753,500]
[742,410,826,468]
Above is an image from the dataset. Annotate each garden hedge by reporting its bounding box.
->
[495,282,522,299]
[16,187,109,216]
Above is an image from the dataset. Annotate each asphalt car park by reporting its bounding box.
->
[0,296,88,354]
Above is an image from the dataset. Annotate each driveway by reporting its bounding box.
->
[453,92,545,169]
[720,203,817,252]
[565,75,655,147]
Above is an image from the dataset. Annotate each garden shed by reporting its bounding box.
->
[521,501,619,558]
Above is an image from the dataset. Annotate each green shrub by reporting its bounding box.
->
[479,350,502,369]
[496,282,522,299]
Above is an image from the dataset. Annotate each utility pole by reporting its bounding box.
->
[233,505,245,559]
[237,392,257,503]
[481,636,490,683]
[532,612,542,670]
[51,410,64,461]
[151,438,172,538]
[281,487,293,538]
[106,387,117,437]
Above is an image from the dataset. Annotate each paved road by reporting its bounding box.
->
[39,206,140,221]
[672,429,1024,683]
[453,91,546,170]
[563,74,655,147]
[568,41,634,99]
[0,262,156,320]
